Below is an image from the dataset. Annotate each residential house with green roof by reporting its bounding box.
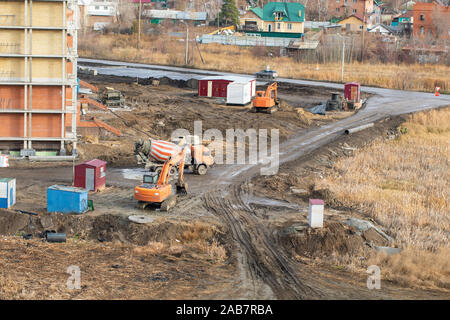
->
[239,2,305,38]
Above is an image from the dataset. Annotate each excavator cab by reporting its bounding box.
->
[143,173,159,185]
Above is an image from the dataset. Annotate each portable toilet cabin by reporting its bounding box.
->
[226,81,252,105]
[344,82,361,102]
[0,178,16,209]
[74,159,107,191]
[0,155,9,167]
[47,185,89,214]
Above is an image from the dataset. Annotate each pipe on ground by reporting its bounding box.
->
[345,123,374,135]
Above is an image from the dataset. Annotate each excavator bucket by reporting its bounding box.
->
[176,182,189,195]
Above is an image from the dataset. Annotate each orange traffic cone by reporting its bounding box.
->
[435,87,440,96]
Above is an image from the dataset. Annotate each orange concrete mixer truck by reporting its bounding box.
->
[134,136,214,175]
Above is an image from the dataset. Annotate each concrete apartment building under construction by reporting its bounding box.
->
[0,0,78,158]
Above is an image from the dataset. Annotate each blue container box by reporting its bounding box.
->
[47,185,89,214]
[0,178,16,209]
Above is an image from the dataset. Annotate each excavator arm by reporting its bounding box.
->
[176,149,187,193]
[265,82,277,100]
[157,147,185,185]
[155,146,188,194]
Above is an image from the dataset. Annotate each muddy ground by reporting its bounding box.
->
[73,76,358,166]
[0,78,447,299]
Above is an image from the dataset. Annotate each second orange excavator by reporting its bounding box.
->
[252,82,280,114]
[134,147,188,211]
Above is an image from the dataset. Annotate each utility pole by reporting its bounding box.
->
[361,13,366,62]
[341,38,345,82]
[181,20,189,65]
[186,24,189,65]
[337,33,345,82]
[137,0,142,51]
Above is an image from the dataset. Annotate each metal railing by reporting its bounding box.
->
[199,34,293,47]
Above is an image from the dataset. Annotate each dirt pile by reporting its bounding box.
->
[281,222,365,258]
[0,210,29,235]
[0,209,224,247]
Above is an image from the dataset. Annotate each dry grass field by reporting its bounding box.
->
[315,108,450,289]
[79,34,450,93]
[0,220,230,299]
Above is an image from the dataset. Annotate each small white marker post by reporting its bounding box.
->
[308,199,324,228]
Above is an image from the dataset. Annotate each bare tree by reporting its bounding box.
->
[117,0,136,29]
[431,6,450,41]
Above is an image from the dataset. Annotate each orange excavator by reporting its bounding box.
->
[134,147,188,211]
[252,82,280,114]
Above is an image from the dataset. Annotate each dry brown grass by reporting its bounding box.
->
[0,236,232,299]
[78,33,450,93]
[368,247,450,289]
[315,108,450,289]
[127,221,227,264]
[0,272,24,299]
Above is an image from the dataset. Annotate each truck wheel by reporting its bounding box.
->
[155,167,162,175]
[196,164,207,175]
[169,167,177,176]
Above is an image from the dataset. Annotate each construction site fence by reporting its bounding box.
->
[198,35,293,47]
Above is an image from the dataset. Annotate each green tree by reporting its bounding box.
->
[219,0,240,26]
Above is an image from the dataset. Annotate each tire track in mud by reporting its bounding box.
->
[199,113,388,299]
[204,183,320,299]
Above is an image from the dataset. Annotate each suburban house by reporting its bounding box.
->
[78,0,118,31]
[130,0,172,9]
[368,24,394,35]
[328,0,374,19]
[400,0,416,11]
[366,2,382,28]
[380,6,399,25]
[337,14,364,32]
[239,2,305,38]
[391,11,413,37]
[392,11,413,26]
[142,9,207,25]
[412,1,450,39]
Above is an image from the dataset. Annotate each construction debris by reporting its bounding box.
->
[309,103,327,115]
[343,218,393,243]
[326,92,344,111]
[374,246,402,255]
[45,231,67,243]
[128,215,154,224]
[102,87,125,107]
[345,123,374,134]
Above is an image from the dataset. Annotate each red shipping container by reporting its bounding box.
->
[344,82,361,102]
[74,159,107,192]
[198,76,256,98]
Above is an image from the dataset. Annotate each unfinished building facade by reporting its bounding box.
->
[0,0,78,157]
